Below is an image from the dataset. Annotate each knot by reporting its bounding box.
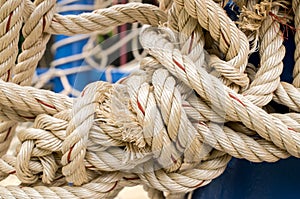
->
[61,81,113,185]
[123,66,211,172]
[207,55,250,89]
[15,113,66,184]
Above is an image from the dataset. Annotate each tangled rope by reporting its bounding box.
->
[0,0,299,198]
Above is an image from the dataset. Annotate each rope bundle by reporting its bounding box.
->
[0,0,299,198]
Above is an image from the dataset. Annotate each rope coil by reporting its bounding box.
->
[0,0,298,198]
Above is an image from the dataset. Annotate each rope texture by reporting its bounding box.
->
[0,0,298,198]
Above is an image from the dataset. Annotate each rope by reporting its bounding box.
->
[243,6,285,106]
[48,3,167,35]
[0,0,299,198]
[293,0,300,87]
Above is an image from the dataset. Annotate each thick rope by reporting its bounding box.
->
[48,3,167,35]
[173,0,250,91]
[13,0,56,86]
[243,6,285,106]
[0,0,25,158]
[140,27,300,157]
[293,0,300,87]
[0,0,299,198]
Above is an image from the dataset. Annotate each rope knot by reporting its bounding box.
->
[61,81,113,185]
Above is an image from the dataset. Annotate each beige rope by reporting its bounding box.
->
[0,0,299,198]
[274,82,300,112]
[13,0,56,86]
[173,0,250,90]
[0,80,72,122]
[293,0,300,87]
[48,3,167,35]
[243,6,285,106]
[0,0,25,158]
[140,27,300,157]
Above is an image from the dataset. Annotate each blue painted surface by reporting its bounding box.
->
[193,158,300,199]
[53,0,98,93]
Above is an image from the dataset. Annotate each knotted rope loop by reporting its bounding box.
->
[140,26,300,158]
[173,0,250,91]
[0,0,299,198]
[61,81,113,185]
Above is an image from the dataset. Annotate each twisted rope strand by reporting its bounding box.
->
[0,0,298,198]
[0,0,25,157]
[174,0,250,89]
[243,7,285,106]
[293,0,300,87]
[48,3,167,35]
[13,0,56,86]
[140,28,300,157]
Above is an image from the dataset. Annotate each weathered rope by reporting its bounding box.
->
[0,0,299,198]
[293,0,300,87]
[48,3,167,35]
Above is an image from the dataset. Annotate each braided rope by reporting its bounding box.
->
[243,6,285,106]
[293,0,300,87]
[0,0,25,158]
[48,3,167,35]
[0,0,298,198]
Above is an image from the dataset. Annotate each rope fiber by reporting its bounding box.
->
[0,0,299,198]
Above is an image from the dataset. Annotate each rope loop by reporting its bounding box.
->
[0,0,298,198]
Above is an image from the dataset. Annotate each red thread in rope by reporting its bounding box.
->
[4,127,12,142]
[81,88,86,97]
[229,93,246,107]
[103,181,118,193]
[269,10,298,40]
[173,58,185,72]
[67,145,75,163]
[191,180,205,188]
[137,99,145,115]
[171,154,177,164]
[36,98,56,110]
[173,58,186,72]
[9,170,16,175]
[182,104,191,108]
[288,127,297,133]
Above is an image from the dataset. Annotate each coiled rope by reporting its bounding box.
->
[0,0,299,198]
